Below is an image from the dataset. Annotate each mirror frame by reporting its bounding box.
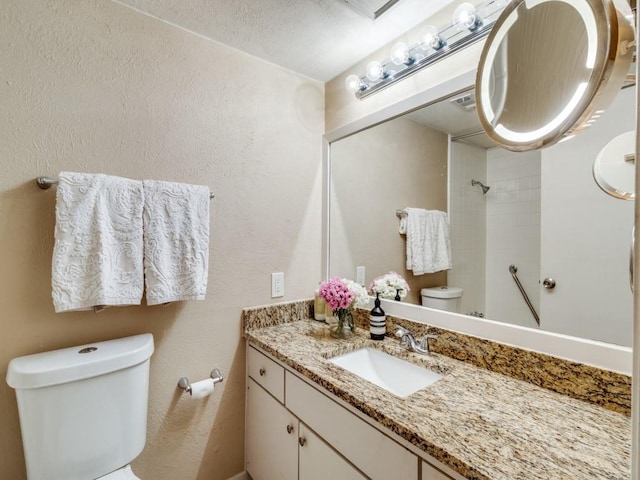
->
[323,68,632,375]
[475,0,635,151]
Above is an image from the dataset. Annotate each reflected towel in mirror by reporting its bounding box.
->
[404,208,452,275]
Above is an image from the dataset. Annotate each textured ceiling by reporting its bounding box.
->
[113,0,454,81]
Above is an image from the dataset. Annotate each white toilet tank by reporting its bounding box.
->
[6,334,154,480]
[421,286,463,313]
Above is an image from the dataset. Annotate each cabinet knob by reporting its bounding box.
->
[286,424,293,434]
[298,437,306,447]
[259,368,266,376]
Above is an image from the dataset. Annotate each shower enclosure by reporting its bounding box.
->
[447,85,633,346]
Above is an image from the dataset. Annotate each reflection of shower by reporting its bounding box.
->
[471,179,490,194]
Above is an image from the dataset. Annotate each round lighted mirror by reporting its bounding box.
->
[593,130,635,200]
[476,0,635,151]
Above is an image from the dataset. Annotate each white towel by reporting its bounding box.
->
[52,172,144,313]
[142,180,210,305]
[405,208,452,275]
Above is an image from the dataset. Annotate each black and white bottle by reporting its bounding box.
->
[369,293,386,340]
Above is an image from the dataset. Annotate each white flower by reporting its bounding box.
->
[342,278,370,308]
[368,272,410,300]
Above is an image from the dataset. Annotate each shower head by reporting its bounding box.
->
[471,179,490,194]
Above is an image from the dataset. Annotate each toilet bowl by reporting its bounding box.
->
[98,465,140,480]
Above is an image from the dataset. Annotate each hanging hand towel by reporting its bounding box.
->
[52,172,144,313]
[142,180,210,305]
[405,208,452,275]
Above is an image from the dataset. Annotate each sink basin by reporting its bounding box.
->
[328,347,442,398]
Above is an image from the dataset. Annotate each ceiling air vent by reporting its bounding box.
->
[339,0,402,19]
[450,92,477,112]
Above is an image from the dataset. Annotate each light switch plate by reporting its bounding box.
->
[271,272,284,298]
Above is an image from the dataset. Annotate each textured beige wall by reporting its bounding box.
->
[330,117,447,304]
[0,1,323,479]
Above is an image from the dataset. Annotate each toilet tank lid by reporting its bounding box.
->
[420,286,463,299]
[6,333,154,390]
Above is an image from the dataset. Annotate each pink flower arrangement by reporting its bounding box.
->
[319,277,355,311]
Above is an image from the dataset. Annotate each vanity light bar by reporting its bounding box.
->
[346,0,507,100]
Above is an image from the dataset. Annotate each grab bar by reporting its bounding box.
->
[508,264,540,326]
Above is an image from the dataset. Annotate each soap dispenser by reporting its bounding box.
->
[369,293,386,340]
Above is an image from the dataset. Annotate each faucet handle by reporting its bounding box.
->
[395,326,410,338]
[419,334,438,353]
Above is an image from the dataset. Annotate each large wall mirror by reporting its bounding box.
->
[329,78,635,347]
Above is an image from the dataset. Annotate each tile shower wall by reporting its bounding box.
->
[450,142,541,327]
[449,141,487,315]
[485,149,541,328]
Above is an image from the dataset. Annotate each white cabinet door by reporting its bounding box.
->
[422,460,453,480]
[298,424,366,480]
[246,378,298,480]
[286,372,418,480]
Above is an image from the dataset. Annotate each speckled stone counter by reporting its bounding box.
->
[243,303,631,480]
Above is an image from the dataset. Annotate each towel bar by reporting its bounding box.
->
[35,176,215,199]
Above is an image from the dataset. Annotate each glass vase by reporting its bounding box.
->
[330,308,355,339]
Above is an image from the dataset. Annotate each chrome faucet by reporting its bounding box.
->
[395,326,438,355]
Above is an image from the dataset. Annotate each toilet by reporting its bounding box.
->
[421,286,463,313]
[6,333,154,480]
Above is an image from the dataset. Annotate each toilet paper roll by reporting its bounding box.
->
[190,378,215,399]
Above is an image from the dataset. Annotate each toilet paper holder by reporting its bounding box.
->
[178,368,224,395]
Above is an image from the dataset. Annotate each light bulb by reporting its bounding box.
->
[390,42,415,66]
[418,25,445,51]
[345,74,365,93]
[453,3,482,31]
[365,61,387,82]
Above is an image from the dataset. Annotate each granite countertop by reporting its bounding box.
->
[245,319,631,480]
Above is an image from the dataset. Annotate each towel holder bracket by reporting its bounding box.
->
[36,176,59,190]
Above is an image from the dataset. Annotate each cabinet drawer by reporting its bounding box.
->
[286,372,418,480]
[248,346,285,403]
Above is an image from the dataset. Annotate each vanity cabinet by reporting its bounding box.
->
[246,348,365,480]
[246,345,454,480]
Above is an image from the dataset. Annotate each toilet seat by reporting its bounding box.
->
[97,465,140,479]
